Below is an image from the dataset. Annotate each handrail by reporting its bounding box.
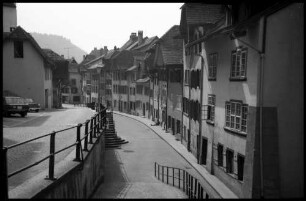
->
[154,162,210,199]
[1,106,109,199]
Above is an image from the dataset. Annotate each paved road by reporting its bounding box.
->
[91,114,202,198]
[3,104,96,190]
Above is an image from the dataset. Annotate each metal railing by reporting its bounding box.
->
[154,162,210,199]
[1,106,108,199]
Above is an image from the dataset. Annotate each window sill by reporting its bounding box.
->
[208,78,216,81]
[229,77,247,82]
[206,120,215,126]
[224,127,247,137]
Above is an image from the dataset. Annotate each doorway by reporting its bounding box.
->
[142,103,145,116]
[201,138,208,165]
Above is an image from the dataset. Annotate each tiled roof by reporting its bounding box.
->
[159,25,183,65]
[133,36,159,52]
[43,49,66,61]
[183,3,225,25]
[103,49,120,60]
[3,26,54,66]
[120,36,139,50]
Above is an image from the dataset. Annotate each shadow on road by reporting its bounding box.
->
[91,148,130,198]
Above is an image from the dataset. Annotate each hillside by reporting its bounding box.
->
[30,32,87,63]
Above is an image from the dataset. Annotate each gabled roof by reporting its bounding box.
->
[3,26,54,66]
[182,3,225,25]
[158,25,183,65]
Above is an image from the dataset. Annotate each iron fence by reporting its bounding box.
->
[154,162,210,199]
[1,107,108,199]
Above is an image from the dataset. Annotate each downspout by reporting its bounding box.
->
[258,16,267,199]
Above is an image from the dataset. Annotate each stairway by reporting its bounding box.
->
[105,111,128,149]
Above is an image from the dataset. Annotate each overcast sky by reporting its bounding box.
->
[16,3,184,53]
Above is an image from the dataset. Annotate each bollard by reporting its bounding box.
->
[89,118,93,144]
[1,147,8,200]
[46,131,56,180]
[74,123,82,161]
[83,120,89,151]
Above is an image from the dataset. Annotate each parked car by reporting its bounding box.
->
[3,96,29,117]
[25,98,40,112]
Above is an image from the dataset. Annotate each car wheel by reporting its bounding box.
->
[21,112,27,117]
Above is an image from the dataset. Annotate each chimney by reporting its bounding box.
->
[83,55,86,60]
[104,46,108,54]
[114,46,117,50]
[94,47,97,51]
[138,30,143,45]
[130,32,137,40]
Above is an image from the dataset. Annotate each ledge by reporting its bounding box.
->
[229,77,247,82]
[223,127,247,137]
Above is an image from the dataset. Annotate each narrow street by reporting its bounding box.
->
[92,114,201,198]
[3,104,96,190]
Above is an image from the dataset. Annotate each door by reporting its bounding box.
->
[143,103,145,116]
[187,129,191,151]
[45,89,48,109]
[201,138,208,165]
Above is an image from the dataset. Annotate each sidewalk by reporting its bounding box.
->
[113,111,238,199]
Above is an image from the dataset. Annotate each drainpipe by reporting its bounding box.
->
[231,15,266,198]
[166,66,169,131]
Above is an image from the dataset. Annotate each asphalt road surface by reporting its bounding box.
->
[3,104,96,190]
[91,113,202,199]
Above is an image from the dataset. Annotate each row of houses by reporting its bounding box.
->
[78,1,303,198]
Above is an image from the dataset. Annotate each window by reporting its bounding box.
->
[208,53,217,80]
[184,70,190,85]
[226,149,234,174]
[114,100,117,108]
[71,79,76,86]
[217,144,223,166]
[71,87,78,94]
[237,154,245,181]
[14,41,23,58]
[207,94,216,123]
[176,120,180,134]
[225,101,248,133]
[230,48,247,80]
